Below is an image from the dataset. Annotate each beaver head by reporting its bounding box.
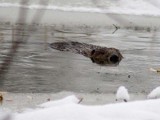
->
[90,48,123,66]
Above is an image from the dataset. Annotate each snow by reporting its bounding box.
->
[0,0,160,16]
[116,86,130,102]
[0,112,12,120]
[38,95,81,108]
[147,86,160,99]
[0,95,160,120]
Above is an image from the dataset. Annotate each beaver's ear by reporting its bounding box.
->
[90,58,95,63]
[91,49,95,55]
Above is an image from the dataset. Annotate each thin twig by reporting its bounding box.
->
[112,24,120,34]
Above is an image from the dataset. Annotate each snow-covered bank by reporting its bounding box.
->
[0,92,147,113]
[1,95,160,120]
[0,0,160,16]
[0,1,160,28]
[0,7,160,28]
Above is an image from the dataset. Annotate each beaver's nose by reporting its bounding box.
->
[109,54,119,64]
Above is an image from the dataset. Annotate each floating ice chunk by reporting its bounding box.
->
[39,95,81,108]
[116,86,130,102]
[147,87,160,99]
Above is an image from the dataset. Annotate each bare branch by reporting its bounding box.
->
[0,0,48,78]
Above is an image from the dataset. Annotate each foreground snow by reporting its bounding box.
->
[1,95,160,120]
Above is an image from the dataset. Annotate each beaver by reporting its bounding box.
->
[50,41,123,66]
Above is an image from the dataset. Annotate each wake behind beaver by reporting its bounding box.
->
[50,41,123,66]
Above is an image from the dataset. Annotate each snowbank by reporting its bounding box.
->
[0,0,160,27]
[1,95,158,120]
[0,0,160,16]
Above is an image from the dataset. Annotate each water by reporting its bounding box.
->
[0,24,160,94]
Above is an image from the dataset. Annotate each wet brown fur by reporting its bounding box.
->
[50,41,123,66]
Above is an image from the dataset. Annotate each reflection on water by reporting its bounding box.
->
[0,23,160,93]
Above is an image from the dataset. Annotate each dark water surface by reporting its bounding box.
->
[0,24,160,93]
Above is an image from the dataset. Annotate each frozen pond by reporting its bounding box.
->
[0,24,160,94]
